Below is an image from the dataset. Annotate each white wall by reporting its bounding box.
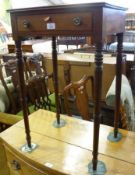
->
[63,0,134,12]
[10,0,135,12]
[10,0,51,8]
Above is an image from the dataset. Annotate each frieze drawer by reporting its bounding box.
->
[17,12,93,35]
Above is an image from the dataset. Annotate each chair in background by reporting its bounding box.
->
[7,43,33,53]
[63,75,94,121]
[63,62,71,87]
[25,53,45,77]
[24,54,56,112]
[0,53,56,116]
[25,74,56,113]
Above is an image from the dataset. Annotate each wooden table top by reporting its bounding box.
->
[1,109,135,174]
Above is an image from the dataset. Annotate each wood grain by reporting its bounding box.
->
[1,110,135,175]
[1,111,135,175]
[15,110,135,164]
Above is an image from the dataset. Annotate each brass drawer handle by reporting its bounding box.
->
[73,17,82,26]
[11,160,21,170]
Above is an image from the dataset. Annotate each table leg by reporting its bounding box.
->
[92,42,105,171]
[15,40,31,148]
[107,33,123,142]
[52,36,66,128]
[88,42,106,174]
[114,33,123,138]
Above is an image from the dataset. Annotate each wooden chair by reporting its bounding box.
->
[63,62,71,86]
[26,74,55,112]
[24,54,56,112]
[63,75,94,121]
[7,44,33,53]
[25,53,46,78]
[0,54,56,115]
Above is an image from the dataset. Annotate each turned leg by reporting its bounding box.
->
[114,33,123,138]
[52,36,60,124]
[92,42,103,170]
[15,40,31,148]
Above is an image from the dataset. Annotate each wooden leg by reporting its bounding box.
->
[92,42,103,170]
[88,42,106,173]
[114,33,123,138]
[15,40,31,148]
[52,36,60,124]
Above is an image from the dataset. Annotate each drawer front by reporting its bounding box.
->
[17,12,93,34]
[5,146,48,175]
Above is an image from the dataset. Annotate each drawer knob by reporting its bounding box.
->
[73,17,81,26]
[23,20,30,28]
[44,16,51,22]
[11,160,21,170]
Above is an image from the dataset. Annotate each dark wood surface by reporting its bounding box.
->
[15,40,32,148]
[8,3,126,41]
[8,2,127,171]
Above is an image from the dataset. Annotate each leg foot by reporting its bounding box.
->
[107,131,122,142]
[20,143,38,153]
[53,118,66,128]
[88,160,107,175]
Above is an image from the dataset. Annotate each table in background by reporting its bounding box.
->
[45,53,127,100]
